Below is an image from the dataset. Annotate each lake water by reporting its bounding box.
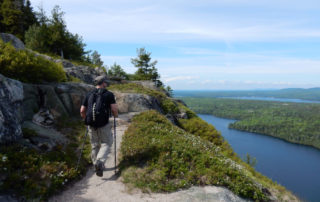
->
[220,96,320,104]
[198,114,320,202]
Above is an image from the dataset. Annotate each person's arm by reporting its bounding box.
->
[111,104,118,118]
[80,105,87,119]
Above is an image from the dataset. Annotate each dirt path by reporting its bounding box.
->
[50,112,245,202]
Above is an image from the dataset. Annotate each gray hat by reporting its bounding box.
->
[94,76,109,85]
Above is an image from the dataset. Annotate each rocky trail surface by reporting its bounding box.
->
[49,112,246,202]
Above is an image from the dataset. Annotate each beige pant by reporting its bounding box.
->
[88,123,113,165]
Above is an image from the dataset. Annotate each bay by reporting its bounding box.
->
[198,114,320,202]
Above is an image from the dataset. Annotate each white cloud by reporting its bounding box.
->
[162,76,197,83]
[28,0,320,89]
[30,0,320,43]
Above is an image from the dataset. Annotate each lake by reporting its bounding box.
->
[219,96,320,103]
[198,114,320,202]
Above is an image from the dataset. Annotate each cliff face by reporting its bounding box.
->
[0,74,24,143]
[0,73,167,144]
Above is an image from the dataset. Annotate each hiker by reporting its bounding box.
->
[80,76,118,177]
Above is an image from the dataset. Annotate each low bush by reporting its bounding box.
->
[0,40,67,83]
[178,117,224,146]
[120,110,268,201]
[0,119,90,200]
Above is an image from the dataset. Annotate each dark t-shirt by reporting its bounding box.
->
[82,88,116,108]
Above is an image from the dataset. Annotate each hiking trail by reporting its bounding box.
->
[49,112,245,202]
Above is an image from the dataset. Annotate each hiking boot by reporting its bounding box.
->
[95,160,103,177]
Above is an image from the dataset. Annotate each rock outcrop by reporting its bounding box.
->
[23,82,94,120]
[0,33,25,50]
[114,92,163,114]
[60,62,107,85]
[129,80,158,90]
[0,74,24,144]
[31,52,107,85]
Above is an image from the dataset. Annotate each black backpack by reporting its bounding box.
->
[85,89,110,128]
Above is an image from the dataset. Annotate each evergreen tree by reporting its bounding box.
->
[25,5,86,60]
[0,0,37,41]
[108,63,128,79]
[91,50,103,67]
[131,47,162,86]
[22,0,37,34]
[0,0,4,31]
[0,0,24,39]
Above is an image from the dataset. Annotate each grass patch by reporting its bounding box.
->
[119,110,269,201]
[0,118,91,200]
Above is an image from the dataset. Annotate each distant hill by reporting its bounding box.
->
[174,88,320,101]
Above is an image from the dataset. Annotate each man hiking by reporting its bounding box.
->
[80,76,118,177]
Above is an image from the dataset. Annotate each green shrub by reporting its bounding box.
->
[0,119,90,200]
[0,40,67,83]
[177,103,197,118]
[160,98,179,114]
[178,117,224,146]
[120,110,268,201]
[67,75,83,83]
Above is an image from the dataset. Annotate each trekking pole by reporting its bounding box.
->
[76,126,89,171]
[114,116,117,174]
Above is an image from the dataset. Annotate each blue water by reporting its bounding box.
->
[173,90,320,104]
[220,96,320,104]
[198,114,320,202]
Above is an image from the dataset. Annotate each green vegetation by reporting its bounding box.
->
[107,63,129,79]
[174,88,320,101]
[182,97,320,149]
[0,40,67,83]
[109,83,178,114]
[0,118,91,200]
[1,0,104,66]
[0,0,37,41]
[120,110,289,201]
[21,128,38,138]
[25,6,86,61]
[89,50,104,67]
[131,48,162,87]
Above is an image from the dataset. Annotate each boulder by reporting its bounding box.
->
[114,92,163,114]
[64,65,107,85]
[54,82,94,116]
[23,84,69,120]
[32,108,55,128]
[23,82,94,120]
[0,74,24,143]
[0,33,25,50]
[128,80,158,90]
[22,121,68,151]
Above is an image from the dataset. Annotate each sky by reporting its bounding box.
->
[29,0,320,90]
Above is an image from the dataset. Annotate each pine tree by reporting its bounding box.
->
[91,50,104,67]
[131,47,162,86]
[0,0,4,32]
[0,0,24,39]
[108,63,128,79]
[25,5,86,60]
[0,0,37,41]
[22,0,37,32]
